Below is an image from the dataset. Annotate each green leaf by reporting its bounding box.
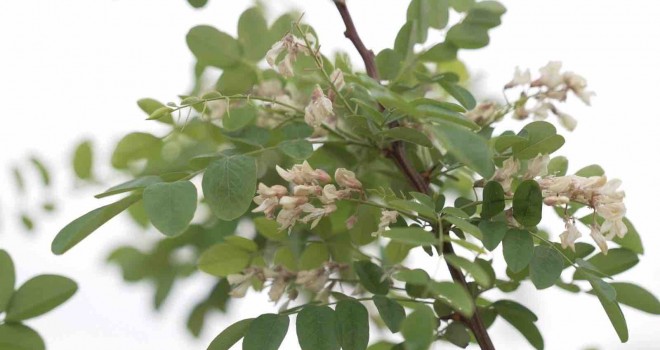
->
[428,0,450,29]
[207,318,253,350]
[187,0,208,8]
[437,80,476,109]
[349,205,381,246]
[278,139,314,160]
[354,260,389,295]
[0,250,15,313]
[432,123,494,178]
[217,63,258,96]
[5,275,77,322]
[0,324,45,350]
[238,7,270,61]
[222,105,258,131]
[431,281,475,317]
[482,181,505,219]
[394,21,416,60]
[575,164,604,177]
[389,199,435,219]
[573,248,639,280]
[444,322,470,348]
[187,25,241,69]
[382,227,436,246]
[254,217,287,241]
[111,132,161,169]
[512,180,543,227]
[299,244,330,270]
[401,305,435,350]
[243,314,290,350]
[95,175,164,199]
[202,155,256,221]
[420,42,457,62]
[52,194,141,254]
[296,306,339,350]
[502,228,534,273]
[373,296,405,333]
[609,282,660,315]
[443,216,482,240]
[495,301,543,350]
[29,156,50,187]
[446,23,489,49]
[584,273,628,342]
[198,243,251,277]
[407,0,431,43]
[335,300,369,350]
[529,245,563,289]
[381,127,433,148]
[547,156,568,176]
[375,49,402,80]
[444,254,491,288]
[479,220,507,251]
[512,121,565,159]
[72,140,93,180]
[143,181,197,237]
[493,134,528,153]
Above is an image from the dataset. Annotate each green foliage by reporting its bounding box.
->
[37,1,655,349]
[0,250,15,313]
[202,155,256,221]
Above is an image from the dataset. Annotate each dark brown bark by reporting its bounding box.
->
[332,2,495,349]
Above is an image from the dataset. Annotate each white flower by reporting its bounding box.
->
[266,34,309,77]
[295,268,328,292]
[335,168,362,190]
[538,176,572,194]
[372,210,398,237]
[276,207,302,230]
[293,185,321,197]
[330,69,345,91]
[491,157,520,192]
[304,85,333,127]
[530,102,553,120]
[559,221,582,252]
[465,102,499,125]
[505,67,532,88]
[276,161,330,185]
[596,202,626,221]
[563,72,595,105]
[601,218,628,239]
[556,111,577,131]
[227,273,254,298]
[590,225,609,254]
[279,196,308,210]
[252,183,288,218]
[535,61,564,89]
[543,195,570,206]
[525,154,550,179]
[300,203,337,228]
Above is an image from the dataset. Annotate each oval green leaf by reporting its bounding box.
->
[481,181,505,219]
[502,228,534,273]
[401,305,435,350]
[529,245,563,289]
[202,155,256,221]
[432,122,495,178]
[296,306,339,350]
[5,274,77,322]
[143,181,197,237]
[0,250,15,313]
[0,324,45,350]
[512,180,542,227]
[335,300,369,350]
[373,296,405,333]
[207,318,253,350]
[198,243,251,277]
[243,314,289,350]
[382,227,436,246]
[354,260,389,295]
[52,194,141,255]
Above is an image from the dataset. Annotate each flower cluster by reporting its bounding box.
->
[490,154,550,193]
[266,33,313,77]
[465,101,500,126]
[538,175,627,254]
[253,161,363,230]
[505,61,595,131]
[226,262,346,303]
[304,85,334,127]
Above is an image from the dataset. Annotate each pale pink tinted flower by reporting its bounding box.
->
[304,85,334,127]
[505,67,531,88]
[335,168,362,190]
[590,225,609,254]
[559,221,581,252]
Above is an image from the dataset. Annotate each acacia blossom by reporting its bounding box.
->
[304,85,334,127]
[505,61,594,130]
[372,210,399,237]
[266,33,311,77]
[257,161,362,231]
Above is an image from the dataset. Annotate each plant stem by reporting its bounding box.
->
[332,2,495,349]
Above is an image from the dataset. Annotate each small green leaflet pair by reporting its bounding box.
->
[0,250,77,350]
[208,300,369,350]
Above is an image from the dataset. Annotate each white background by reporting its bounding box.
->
[1,0,659,349]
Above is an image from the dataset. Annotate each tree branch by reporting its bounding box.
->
[332,1,495,349]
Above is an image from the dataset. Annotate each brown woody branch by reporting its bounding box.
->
[332,1,495,349]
